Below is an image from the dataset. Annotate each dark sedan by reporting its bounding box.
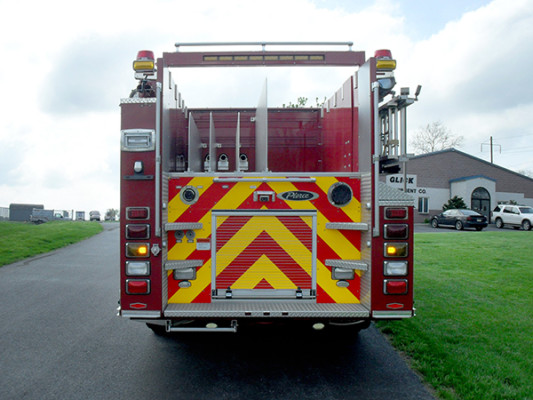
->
[430,209,488,231]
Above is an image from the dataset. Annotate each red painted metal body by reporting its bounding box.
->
[119,44,416,331]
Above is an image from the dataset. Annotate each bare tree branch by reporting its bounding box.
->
[410,121,464,154]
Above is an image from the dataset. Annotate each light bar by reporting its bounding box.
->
[203,54,325,63]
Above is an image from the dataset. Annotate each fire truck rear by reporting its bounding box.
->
[118,42,418,333]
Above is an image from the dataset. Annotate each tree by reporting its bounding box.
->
[105,208,119,221]
[443,196,467,211]
[411,121,464,154]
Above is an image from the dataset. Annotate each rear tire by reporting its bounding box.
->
[455,220,463,230]
[431,219,439,228]
[146,323,167,336]
[522,220,532,231]
[495,218,504,229]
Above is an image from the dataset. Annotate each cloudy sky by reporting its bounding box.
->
[1,0,532,216]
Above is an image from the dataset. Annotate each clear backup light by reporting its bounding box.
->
[126,261,150,276]
[384,261,408,276]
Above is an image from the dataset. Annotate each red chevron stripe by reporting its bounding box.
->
[216,231,311,289]
[175,181,234,223]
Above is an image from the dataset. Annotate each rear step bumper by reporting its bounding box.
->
[164,302,369,319]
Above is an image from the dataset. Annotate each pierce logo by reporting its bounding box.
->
[278,191,319,201]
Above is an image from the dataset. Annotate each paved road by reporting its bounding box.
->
[0,223,435,400]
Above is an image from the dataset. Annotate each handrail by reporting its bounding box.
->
[175,42,353,51]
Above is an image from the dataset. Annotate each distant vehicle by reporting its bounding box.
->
[30,209,68,224]
[89,211,101,221]
[430,209,488,231]
[492,205,533,230]
[76,211,86,221]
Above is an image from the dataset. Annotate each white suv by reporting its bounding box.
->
[492,205,533,230]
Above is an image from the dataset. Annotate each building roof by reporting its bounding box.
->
[411,148,533,183]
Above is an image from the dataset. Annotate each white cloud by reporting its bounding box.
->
[1,0,532,214]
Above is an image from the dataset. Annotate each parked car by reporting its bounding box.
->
[89,210,101,222]
[430,209,488,231]
[492,204,533,230]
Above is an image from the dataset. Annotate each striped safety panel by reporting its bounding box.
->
[166,176,364,304]
[213,212,314,298]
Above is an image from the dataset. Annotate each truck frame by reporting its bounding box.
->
[118,42,418,333]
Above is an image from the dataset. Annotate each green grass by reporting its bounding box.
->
[0,221,103,267]
[377,231,533,400]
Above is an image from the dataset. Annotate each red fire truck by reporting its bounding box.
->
[119,42,419,333]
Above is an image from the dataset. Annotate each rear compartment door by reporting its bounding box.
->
[212,210,316,299]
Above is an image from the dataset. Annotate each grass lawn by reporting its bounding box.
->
[377,231,533,400]
[0,220,103,267]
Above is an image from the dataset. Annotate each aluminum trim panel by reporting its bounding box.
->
[164,302,369,318]
[372,310,413,319]
[325,259,368,271]
[325,222,368,231]
[165,260,203,270]
[121,310,161,318]
[120,97,157,104]
[165,222,203,231]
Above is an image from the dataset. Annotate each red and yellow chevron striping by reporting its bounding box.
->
[166,176,363,304]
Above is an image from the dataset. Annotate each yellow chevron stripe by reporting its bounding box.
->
[168,261,212,303]
[267,179,361,259]
[231,255,297,289]
[317,260,359,303]
[167,176,214,222]
[216,215,312,276]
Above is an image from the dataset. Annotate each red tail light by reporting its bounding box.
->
[384,279,408,295]
[385,207,408,219]
[126,279,150,295]
[126,207,149,220]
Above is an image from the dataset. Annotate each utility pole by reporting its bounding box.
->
[481,136,501,163]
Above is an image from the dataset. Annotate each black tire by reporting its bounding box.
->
[522,220,532,231]
[431,218,439,228]
[146,323,168,335]
[495,218,504,229]
[455,220,463,230]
